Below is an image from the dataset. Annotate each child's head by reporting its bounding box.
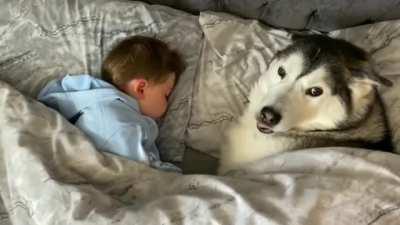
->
[102,36,184,119]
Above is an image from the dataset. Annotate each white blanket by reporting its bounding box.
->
[1,81,400,225]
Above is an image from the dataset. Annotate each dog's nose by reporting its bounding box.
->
[260,106,281,126]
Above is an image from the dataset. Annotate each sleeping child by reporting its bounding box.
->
[38,36,184,172]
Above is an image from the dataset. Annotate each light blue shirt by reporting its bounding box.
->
[38,74,180,172]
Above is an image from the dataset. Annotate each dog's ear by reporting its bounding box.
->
[349,61,393,87]
[291,33,307,41]
[345,47,393,87]
[291,33,315,42]
[291,33,327,42]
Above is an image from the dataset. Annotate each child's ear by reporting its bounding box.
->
[124,78,148,99]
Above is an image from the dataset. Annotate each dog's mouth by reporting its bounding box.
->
[257,121,274,134]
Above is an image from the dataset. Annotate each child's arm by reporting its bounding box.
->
[101,124,151,163]
[101,124,181,172]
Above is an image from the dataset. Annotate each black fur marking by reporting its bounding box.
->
[279,35,374,114]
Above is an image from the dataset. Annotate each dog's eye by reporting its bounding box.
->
[278,66,286,79]
[306,87,323,97]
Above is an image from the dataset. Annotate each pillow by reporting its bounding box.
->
[186,11,292,158]
[186,11,400,158]
[0,0,203,162]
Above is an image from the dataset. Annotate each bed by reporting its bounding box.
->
[1,0,400,224]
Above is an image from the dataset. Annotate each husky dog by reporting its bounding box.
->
[219,35,393,174]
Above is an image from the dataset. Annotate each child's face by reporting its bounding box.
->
[139,74,176,119]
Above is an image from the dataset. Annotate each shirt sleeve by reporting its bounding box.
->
[37,79,64,110]
[101,124,152,164]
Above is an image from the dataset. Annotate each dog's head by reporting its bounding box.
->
[248,35,392,134]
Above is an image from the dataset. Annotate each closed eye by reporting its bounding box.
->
[165,91,172,100]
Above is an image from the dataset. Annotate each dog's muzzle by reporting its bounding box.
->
[257,106,281,134]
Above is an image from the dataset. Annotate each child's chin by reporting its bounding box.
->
[147,112,164,120]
